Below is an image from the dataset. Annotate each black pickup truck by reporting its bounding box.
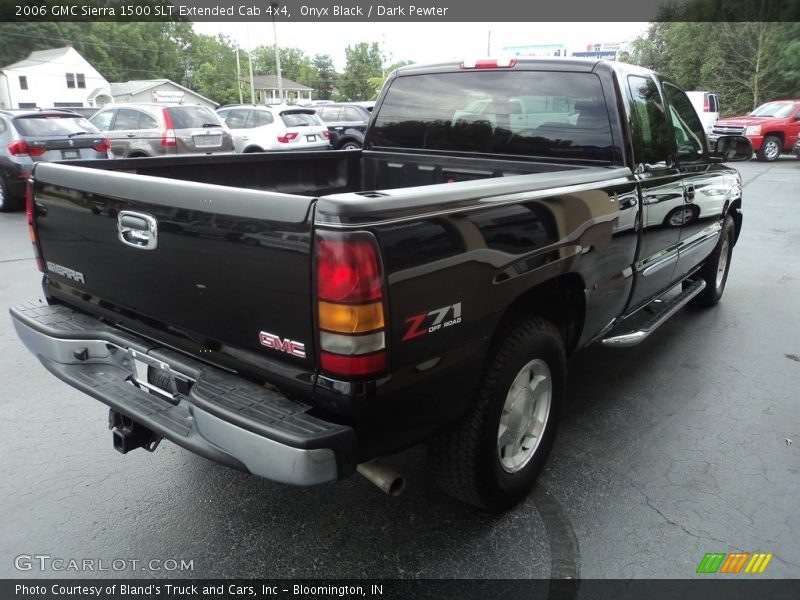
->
[11,59,752,510]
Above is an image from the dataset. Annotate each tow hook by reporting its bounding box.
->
[109,409,162,454]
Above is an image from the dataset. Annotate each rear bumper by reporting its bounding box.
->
[10,300,357,485]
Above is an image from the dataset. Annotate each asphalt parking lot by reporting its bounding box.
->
[0,156,798,581]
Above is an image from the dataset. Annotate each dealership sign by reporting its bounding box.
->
[152,90,184,103]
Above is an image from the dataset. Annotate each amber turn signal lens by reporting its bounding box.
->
[318,301,384,334]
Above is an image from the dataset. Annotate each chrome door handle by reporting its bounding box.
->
[684,184,696,202]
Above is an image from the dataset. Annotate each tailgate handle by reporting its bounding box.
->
[118,211,158,250]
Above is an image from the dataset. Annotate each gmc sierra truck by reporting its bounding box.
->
[11,59,752,510]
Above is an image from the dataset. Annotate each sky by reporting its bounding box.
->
[192,22,651,70]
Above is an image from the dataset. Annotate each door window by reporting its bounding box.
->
[663,83,705,162]
[627,75,673,167]
[139,111,159,129]
[113,109,141,131]
[345,107,364,122]
[91,110,114,131]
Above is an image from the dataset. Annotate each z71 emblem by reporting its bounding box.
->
[402,302,462,341]
[259,331,306,358]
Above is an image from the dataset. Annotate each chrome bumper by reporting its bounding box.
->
[10,301,355,486]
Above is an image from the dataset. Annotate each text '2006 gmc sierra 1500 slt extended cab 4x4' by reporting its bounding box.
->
[11,58,753,510]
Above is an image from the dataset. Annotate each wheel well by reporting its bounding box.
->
[127,152,148,158]
[243,146,263,153]
[763,132,784,146]
[499,274,586,355]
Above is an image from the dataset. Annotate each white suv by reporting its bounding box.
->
[686,91,721,135]
[216,105,331,153]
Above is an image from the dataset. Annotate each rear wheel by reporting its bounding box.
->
[756,135,781,162]
[339,140,361,150]
[430,315,565,511]
[689,214,735,307]
[0,175,19,212]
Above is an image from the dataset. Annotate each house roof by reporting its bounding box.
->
[110,79,218,107]
[252,75,313,91]
[1,46,75,70]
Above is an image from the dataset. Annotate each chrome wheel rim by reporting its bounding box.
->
[669,207,694,227]
[764,141,779,160]
[716,236,730,288]
[497,359,552,473]
[0,180,5,209]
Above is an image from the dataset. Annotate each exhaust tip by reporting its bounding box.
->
[357,460,406,497]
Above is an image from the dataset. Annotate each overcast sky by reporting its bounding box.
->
[193,22,651,70]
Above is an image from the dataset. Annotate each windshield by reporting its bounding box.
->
[13,115,97,136]
[166,105,221,128]
[749,102,796,118]
[371,70,614,161]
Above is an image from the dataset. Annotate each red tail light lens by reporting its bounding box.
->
[161,108,177,147]
[277,132,298,143]
[317,238,382,303]
[93,138,111,153]
[8,140,46,157]
[703,99,710,112]
[322,130,330,139]
[316,232,387,377]
[460,58,517,69]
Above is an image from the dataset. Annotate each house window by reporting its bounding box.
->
[19,76,28,90]
[66,73,75,88]
[76,73,85,88]
[19,102,37,109]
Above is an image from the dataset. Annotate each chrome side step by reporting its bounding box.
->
[600,279,706,348]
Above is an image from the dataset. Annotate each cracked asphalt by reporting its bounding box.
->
[0,157,798,580]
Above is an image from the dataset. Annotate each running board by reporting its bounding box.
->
[600,279,706,348]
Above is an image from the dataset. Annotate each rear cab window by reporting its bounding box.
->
[370,70,615,162]
[12,114,96,136]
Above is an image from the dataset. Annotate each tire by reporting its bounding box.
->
[756,135,781,162]
[663,205,699,228]
[243,146,264,153]
[339,140,361,150]
[430,315,566,511]
[689,214,735,307]
[0,175,19,212]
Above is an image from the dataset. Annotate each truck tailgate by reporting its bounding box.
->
[32,162,318,371]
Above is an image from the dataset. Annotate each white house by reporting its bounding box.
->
[0,46,112,110]
[111,80,218,109]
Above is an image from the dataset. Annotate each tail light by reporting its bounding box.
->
[25,179,44,273]
[703,98,710,112]
[8,140,46,157]
[161,108,176,147]
[93,138,111,153]
[277,132,298,143]
[315,232,387,377]
[322,131,330,139]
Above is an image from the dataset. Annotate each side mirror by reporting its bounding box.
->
[709,135,753,162]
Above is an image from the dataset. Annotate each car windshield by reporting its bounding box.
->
[13,115,97,136]
[165,106,221,128]
[280,111,317,127]
[371,70,614,161]
[749,102,796,118]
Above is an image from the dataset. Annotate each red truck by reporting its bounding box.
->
[710,99,800,162]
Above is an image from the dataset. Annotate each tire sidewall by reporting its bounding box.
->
[711,217,735,302]
[479,325,566,508]
[0,175,8,211]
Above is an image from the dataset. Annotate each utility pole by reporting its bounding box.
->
[246,25,255,104]
[270,2,284,104]
[235,49,243,104]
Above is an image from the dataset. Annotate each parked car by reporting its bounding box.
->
[0,109,110,211]
[89,103,233,158]
[710,99,800,161]
[352,100,376,113]
[685,91,720,135]
[216,104,330,153]
[314,103,371,149]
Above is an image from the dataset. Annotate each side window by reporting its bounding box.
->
[627,75,673,167]
[0,118,6,134]
[663,83,705,162]
[139,111,159,129]
[112,109,140,131]
[319,107,342,122]
[345,107,363,121]
[91,110,114,131]
[254,110,274,127]
[221,109,249,129]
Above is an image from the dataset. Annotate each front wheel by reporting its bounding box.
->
[756,135,781,162]
[689,214,735,307]
[430,315,565,511]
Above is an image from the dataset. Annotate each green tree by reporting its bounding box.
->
[311,54,337,100]
[337,42,383,101]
